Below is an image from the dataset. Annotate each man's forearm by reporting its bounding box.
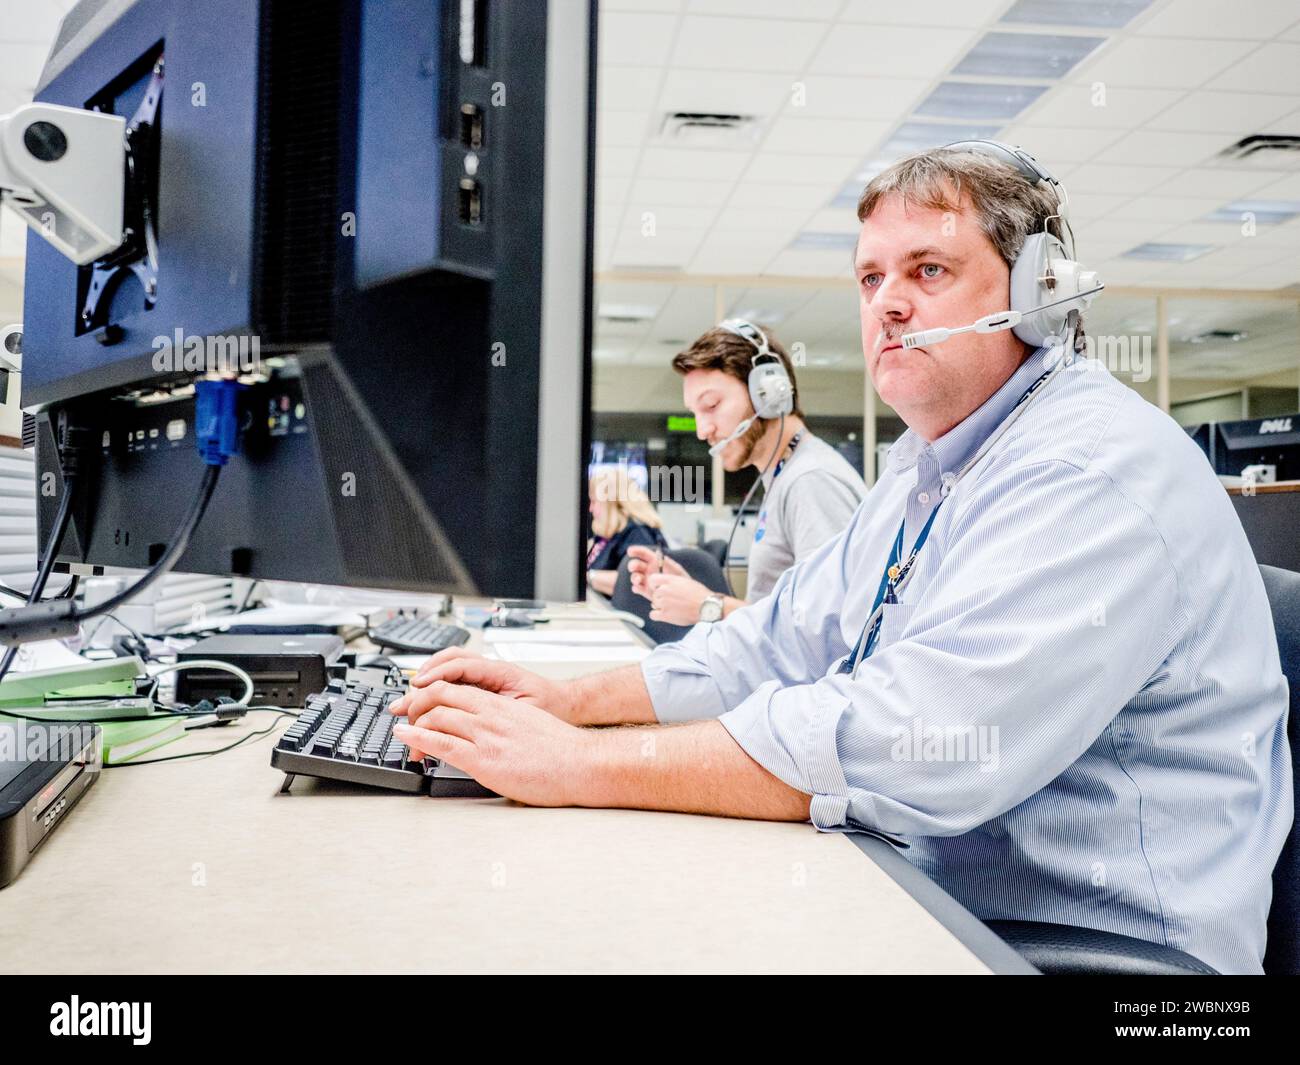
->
[564,664,658,726]
[575,718,811,822]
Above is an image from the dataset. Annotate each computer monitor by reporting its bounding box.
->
[20,0,595,600]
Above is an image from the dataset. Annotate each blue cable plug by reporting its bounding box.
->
[194,379,246,466]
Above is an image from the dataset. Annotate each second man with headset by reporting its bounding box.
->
[628,320,865,625]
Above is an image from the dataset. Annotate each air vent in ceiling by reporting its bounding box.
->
[1185,329,1248,345]
[1217,135,1300,167]
[659,112,761,147]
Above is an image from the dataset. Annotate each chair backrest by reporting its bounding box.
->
[701,539,729,568]
[610,548,731,646]
[1260,564,1300,975]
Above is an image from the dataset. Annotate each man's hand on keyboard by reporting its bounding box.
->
[391,680,594,807]
[390,648,576,724]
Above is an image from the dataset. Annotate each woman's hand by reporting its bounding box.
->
[626,544,686,599]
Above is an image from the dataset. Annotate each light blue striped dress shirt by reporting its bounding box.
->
[640,346,1292,975]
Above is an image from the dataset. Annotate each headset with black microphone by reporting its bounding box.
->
[707,318,795,457]
[900,140,1104,352]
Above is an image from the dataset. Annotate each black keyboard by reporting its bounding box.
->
[368,615,471,656]
[272,672,493,797]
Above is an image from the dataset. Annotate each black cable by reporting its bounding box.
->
[102,710,295,767]
[71,464,221,623]
[0,476,78,684]
[720,413,784,598]
[235,579,260,613]
[0,575,77,602]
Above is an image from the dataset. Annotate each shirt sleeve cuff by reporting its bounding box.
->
[640,643,729,723]
[718,681,855,831]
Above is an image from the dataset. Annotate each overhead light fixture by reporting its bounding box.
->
[1184,329,1249,345]
[916,82,1047,122]
[658,112,762,148]
[1203,200,1300,225]
[1000,0,1154,29]
[1121,242,1216,262]
[953,32,1106,79]
[789,232,857,251]
[597,303,659,322]
[732,308,788,325]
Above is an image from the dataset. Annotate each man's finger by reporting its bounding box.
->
[412,646,476,678]
[412,704,477,741]
[392,721,476,769]
[393,679,483,720]
[412,652,501,689]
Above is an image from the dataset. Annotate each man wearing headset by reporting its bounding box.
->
[392,143,1291,974]
[624,321,865,626]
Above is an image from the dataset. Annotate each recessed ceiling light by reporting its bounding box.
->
[916,82,1047,122]
[1122,242,1216,262]
[1000,0,1154,29]
[789,232,857,251]
[953,32,1106,79]
[732,308,787,325]
[597,303,659,321]
[1203,200,1300,225]
[872,120,1005,164]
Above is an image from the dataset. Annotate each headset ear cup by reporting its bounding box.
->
[1010,232,1071,347]
[748,361,794,420]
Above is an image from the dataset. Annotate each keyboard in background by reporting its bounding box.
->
[368,615,471,656]
[272,672,493,797]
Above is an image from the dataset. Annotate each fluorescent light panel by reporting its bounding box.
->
[953,32,1106,79]
[1121,242,1216,262]
[1000,0,1154,29]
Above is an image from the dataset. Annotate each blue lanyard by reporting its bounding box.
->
[837,499,943,675]
[754,431,804,542]
[835,361,1060,677]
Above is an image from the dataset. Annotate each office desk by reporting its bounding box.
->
[0,604,1033,974]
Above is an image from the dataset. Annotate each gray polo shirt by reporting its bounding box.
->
[745,431,866,601]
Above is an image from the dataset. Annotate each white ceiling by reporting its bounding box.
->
[594,0,1300,375]
[0,1,1296,384]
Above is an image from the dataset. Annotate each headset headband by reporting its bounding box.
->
[719,318,777,368]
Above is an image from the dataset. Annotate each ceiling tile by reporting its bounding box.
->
[1102,129,1236,167]
[1066,163,1182,194]
[683,0,842,18]
[655,69,791,116]
[598,146,641,179]
[728,178,847,207]
[1105,195,1229,223]
[744,151,862,184]
[998,124,1126,165]
[838,0,1011,27]
[598,111,653,148]
[1206,43,1300,94]
[629,178,735,206]
[1143,91,1300,135]
[712,206,814,233]
[1073,37,1255,89]
[636,146,754,181]
[671,16,826,72]
[783,76,931,119]
[1135,0,1299,40]
[598,11,680,67]
[597,66,664,110]
[759,116,890,155]
[620,204,720,231]
[811,25,974,79]
[1018,83,1184,128]
[764,249,857,278]
[1154,168,1294,199]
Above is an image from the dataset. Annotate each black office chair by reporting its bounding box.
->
[701,539,729,569]
[986,563,1300,975]
[610,547,730,645]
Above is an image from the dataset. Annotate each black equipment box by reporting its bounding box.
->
[175,634,345,708]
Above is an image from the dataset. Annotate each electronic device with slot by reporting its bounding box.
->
[0,721,101,889]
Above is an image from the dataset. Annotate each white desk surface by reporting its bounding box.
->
[0,600,1027,974]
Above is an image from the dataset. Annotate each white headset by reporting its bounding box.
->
[707,318,795,457]
[901,140,1103,351]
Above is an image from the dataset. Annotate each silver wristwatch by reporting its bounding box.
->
[698,594,724,623]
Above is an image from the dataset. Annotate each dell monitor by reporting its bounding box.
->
[18,0,595,601]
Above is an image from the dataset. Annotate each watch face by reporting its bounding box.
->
[700,597,723,622]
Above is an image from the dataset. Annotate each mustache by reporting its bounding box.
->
[874,323,908,352]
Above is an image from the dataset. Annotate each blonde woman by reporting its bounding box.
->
[586,468,668,597]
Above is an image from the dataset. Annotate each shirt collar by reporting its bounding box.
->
[886,344,1053,478]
